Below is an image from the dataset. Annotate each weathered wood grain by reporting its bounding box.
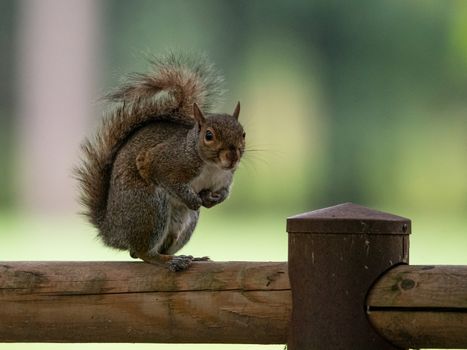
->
[368,311,467,349]
[367,265,467,308]
[0,261,291,343]
[367,265,467,349]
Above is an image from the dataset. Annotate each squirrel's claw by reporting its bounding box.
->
[192,256,210,261]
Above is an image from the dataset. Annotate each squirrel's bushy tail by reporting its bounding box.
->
[74,52,224,228]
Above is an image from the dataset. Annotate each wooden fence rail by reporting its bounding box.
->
[367,265,467,349]
[1,203,466,349]
[0,261,290,343]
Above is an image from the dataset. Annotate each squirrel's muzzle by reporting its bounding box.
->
[219,148,240,169]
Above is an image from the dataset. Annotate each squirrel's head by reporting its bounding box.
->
[193,102,245,170]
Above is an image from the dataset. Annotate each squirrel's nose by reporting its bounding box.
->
[226,148,238,163]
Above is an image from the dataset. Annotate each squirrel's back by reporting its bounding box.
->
[74,52,224,228]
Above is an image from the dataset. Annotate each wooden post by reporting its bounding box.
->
[287,202,410,349]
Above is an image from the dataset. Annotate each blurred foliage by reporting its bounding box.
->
[1,0,466,215]
[0,0,16,210]
[98,0,467,217]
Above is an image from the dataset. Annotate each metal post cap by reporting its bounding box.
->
[287,202,411,235]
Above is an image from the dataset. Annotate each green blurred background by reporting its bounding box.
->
[0,0,466,349]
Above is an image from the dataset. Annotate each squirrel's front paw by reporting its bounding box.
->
[199,190,221,208]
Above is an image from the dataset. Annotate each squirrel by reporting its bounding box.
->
[75,52,245,271]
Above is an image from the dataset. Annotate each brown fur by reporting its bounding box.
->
[74,52,224,227]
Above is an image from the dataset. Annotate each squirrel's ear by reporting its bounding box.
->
[193,103,206,126]
[232,101,240,120]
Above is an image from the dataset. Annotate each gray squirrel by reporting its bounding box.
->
[75,53,245,271]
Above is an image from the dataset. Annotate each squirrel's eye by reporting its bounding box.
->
[242,132,246,139]
[205,130,214,141]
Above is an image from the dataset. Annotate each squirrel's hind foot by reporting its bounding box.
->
[167,255,194,272]
[167,255,211,271]
[132,251,210,271]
